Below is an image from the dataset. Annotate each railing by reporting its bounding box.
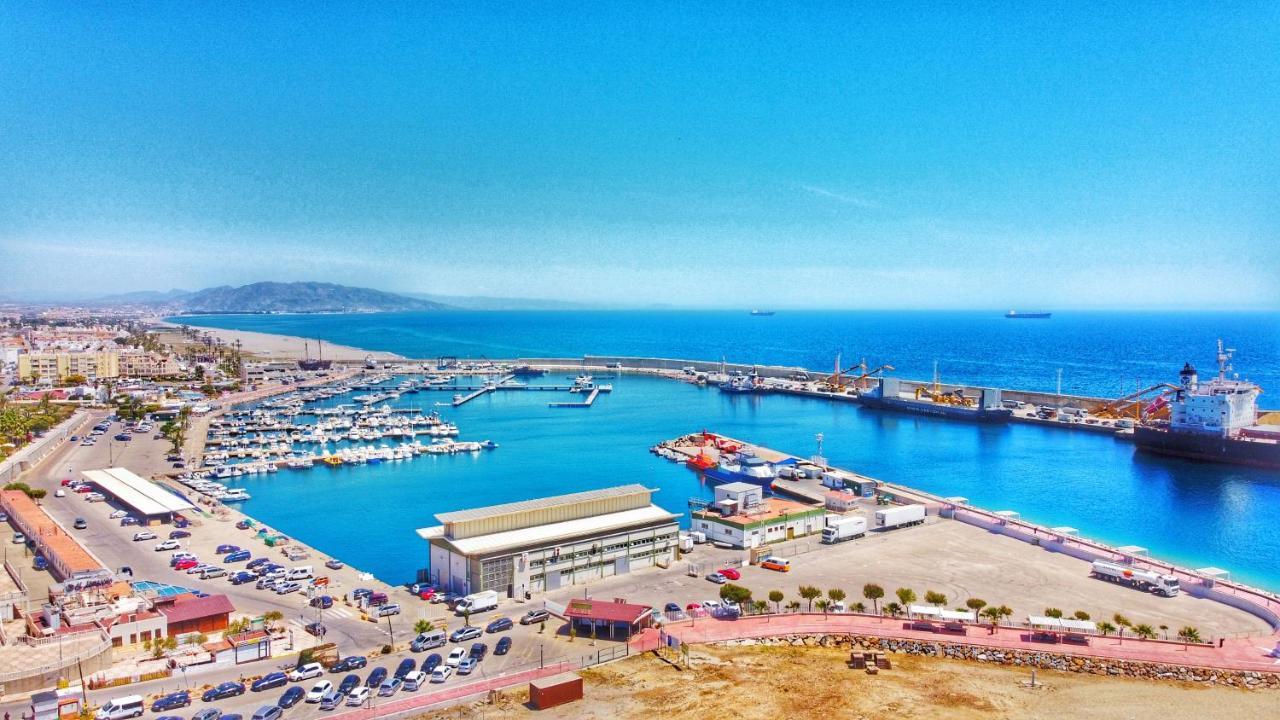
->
[0,629,112,683]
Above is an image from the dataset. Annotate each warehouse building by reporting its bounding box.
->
[81,467,194,525]
[690,482,827,549]
[416,485,680,597]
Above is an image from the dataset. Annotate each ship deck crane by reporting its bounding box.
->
[1092,383,1180,420]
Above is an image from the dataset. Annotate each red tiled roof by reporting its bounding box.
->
[563,598,651,624]
[157,594,234,625]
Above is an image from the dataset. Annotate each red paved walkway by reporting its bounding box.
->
[635,613,1280,673]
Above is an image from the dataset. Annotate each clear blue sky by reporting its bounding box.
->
[2,3,1277,309]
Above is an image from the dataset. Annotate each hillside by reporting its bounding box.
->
[176,282,449,314]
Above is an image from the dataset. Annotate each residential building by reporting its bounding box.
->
[17,350,120,381]
[417,485,680,597]
[119,350,182,378]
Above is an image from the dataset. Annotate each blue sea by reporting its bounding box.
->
[177,311,1280,590]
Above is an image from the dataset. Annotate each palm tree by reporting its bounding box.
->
[895,587,916,608]
[1158,623,1169,640]
[924,590,946,606]
[884,602,903,618]
[863,584,885,615]
[768,590,784,613]
[799,585,821,611]
[785,600,801,613]
[1097,621,1116,636]
[815,599,831,615]
[1177,626,1202,644]
[1133,623,1156,640]
[980,606,1002,633]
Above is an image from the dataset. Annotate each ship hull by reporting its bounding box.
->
[702,467,775,491]
[858,395,1013,423]
[1005,313,1051,319]
[1133,427,1280,469]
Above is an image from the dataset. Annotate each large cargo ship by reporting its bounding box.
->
[1005,310,1051,319]
[857,376,1012,423]
[1133,342,1280,469]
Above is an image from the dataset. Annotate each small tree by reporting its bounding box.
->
[884,602,902,618]
[462,608,472,628]
[1133,623,1156,639]
[863,584,885,614]
[799,585,822,611]
[1177,626,1201,644]
[414,619,434,634]
[1073,610,1091,621]
[997,605,1014,624]
[965,598,987,615]
[1158,623,1169,640]
[895,587,916,608]
[263,610,284,630]
[827,588,847,605]
[1043,607,1063,619]
[785,600,801,613]
[192,633,209,646]
[1098,621,1117,636]
[852,602,866,613]
[751,600,769,615]
[768,590,784,613]
[1113,613,1131,640]
[924,590,946,607]
[719,583,753,605]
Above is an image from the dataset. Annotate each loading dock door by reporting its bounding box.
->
[614,557,630,575]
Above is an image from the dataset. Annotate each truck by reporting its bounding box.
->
[1090,560,1180,597]
[454,590,499,615]
[874,504,926,531]
[821,516,867,544]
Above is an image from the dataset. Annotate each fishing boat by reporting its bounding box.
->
[701,449,785,491]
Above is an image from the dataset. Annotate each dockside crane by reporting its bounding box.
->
[1092,383,1179,421]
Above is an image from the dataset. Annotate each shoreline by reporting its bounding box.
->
[154,318,404,361]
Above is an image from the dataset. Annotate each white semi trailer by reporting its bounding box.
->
[874,504,926,530]
[1090,560,1180,597]
[821,516,867,544]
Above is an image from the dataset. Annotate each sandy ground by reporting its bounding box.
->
[153,320,403,361]
[418,644,1278,720]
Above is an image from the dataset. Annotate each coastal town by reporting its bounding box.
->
[0,304,1277,720]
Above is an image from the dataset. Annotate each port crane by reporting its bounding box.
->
[1091,383,1179,421]
[820,355,894,393]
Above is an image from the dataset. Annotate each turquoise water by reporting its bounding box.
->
[225,373,1280,592]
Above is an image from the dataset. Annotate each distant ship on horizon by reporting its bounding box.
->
[1005,310,1051,319]
[750,309,776,316]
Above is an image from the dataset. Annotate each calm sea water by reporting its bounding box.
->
[179,311,1280,590]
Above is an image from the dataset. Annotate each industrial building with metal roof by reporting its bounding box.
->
[81,467,194,522]
[417,485,680,597]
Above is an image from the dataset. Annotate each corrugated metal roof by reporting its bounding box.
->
[434,484,653,524]
[82,467,194,516]
[418,504,677,556]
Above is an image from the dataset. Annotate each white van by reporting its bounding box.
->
[287,565,313,581]
[96,695,144,720]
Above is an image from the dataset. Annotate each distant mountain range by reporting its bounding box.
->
[171,282,449,314]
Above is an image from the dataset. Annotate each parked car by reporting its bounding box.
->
[394,658,416,679]
[422,654,443,673]
[345,687,370,707]
[449,626,482,643]
[402,670,426,692]
[376,677,402,697]
[664,602,681,613]
[168,529,191,539]
[151,691,191,711]
[374,603,400,617]
[154,540,181,552]
[288,662,324,682]
[215,544,240,554]
[132,531,157,542]
[429,666,453,683]
[276,686,304,709]
[120,516,139,526]
[719,567,741,581]
[192,709,221,720]
[318,691,344,711]
[336,674,360,695]
[10,533,23,545]
[274,581,301,595]
[495,636,512,655]
[469,642,488,660]
[330,656,367,673]
[456,658,478,676]
[304,622,325,637]
[249,706,282,720]
[224,550,252,563]
[250,672,288,692]
[246,557,270,570]
[305,680,332,703]
[485,617,513,633]
[364,667,387,688]
[73,517,87,529]
[174,558,199,571]
[519,609,550,625]
[445,647,468,667]
[310,594,333,609]
[324,559,344,570]
[229,571,257,585]
[201,682,245,702]
[705,572,727,584]
[113,433,131,441]
[109,509,129,519]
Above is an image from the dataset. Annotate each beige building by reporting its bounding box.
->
[119,351,182,378]
[18,351,120,381]
[418,485,680,597]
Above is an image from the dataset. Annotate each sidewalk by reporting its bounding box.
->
[329,661,574,719]
[640,613,1280,673]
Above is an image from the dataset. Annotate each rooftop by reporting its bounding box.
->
[156,594,235,625]
[81,467,194,517]
[1,490,105,577]
[692,496,822,526]
[419,504,678,556]
[434,484,654,524]
[563,598,652,624]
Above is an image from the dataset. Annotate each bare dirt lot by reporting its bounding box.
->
[417,644,1278,720]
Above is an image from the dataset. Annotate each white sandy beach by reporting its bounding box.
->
[154,320,404,361]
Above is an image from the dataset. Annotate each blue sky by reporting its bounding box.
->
[1,3,1277,308]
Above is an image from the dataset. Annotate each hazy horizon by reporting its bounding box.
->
[2,5,1277,310]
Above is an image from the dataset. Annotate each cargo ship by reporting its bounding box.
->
[1133,341,1280,468]
[1005,310,1051,319]
[750,309,776,316]
[857,376,1012,423]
